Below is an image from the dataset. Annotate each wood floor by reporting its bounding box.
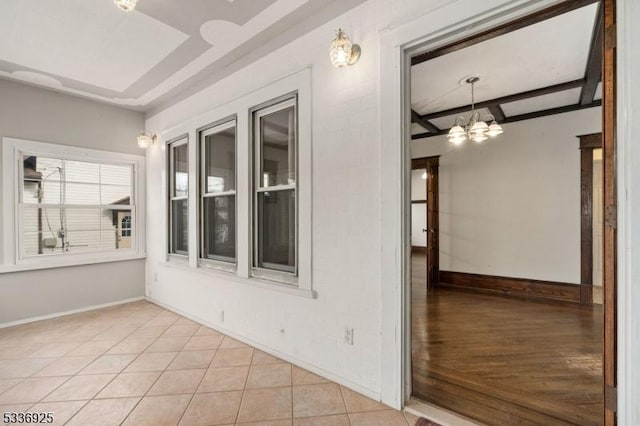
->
[411,253,604,425]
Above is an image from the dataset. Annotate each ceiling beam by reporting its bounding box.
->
[412,100,602,140]
[412,132,431,140]
[580,3,603,105]
[411,0,601,66]
[488,105,505,122]
[501,99,601,124]
[419,79,585,121]
[411,109,440,133]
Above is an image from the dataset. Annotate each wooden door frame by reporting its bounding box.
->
[411,157,439,290]
[579,132,603,305]
[602,0,617,421]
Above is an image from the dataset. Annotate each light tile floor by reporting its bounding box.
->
[0,301,420,426]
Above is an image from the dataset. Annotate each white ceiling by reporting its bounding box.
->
[0,0,366,111]
[411,2,600,135]
[0,0,188,92]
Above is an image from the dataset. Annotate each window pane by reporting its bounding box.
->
[257,189,295,271]
[65,183,100,205]
[171,199,188,254]
[21,207,132,256]
[203,195,235,261]
[101,164,132,187]
[22,156,133,206]
[65,160,99,184]
[102,184,131,206]
[173,144,188,198]
[260,106,296,187]
[204,125,235,193]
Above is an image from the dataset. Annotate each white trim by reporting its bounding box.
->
[1,137,146,272]
[159,259,316,299]
[404,399,479,426]
[0,253,146,274]
[615,0,638,423]
[256,184,296,192]
[0,297,144,329]
[202,190,236,198]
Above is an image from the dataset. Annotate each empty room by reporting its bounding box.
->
[0,1,638,426]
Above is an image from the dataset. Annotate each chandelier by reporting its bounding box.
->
[447,77,503,145]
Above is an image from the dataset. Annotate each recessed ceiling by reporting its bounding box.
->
[0,0,366,111]
[410,2,601,137]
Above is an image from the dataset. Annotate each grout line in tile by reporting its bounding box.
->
[174,363,210,426]
[338,384,353,425]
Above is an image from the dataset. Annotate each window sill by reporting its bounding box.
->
[0,253,147,274]
[158,260,316,299]
[198,259,237,274]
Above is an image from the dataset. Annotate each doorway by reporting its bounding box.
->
[403,1,617,424]
[117,211,132,249]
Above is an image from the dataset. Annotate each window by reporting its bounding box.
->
[1,137,145,271]
[168,137,189,256]
[120,215,132,237]
[199,119,237,265]
[252,96,297,279]
[19,155,134,257]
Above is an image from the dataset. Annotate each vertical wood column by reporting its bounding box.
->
[578,133,602,305]
[426,157,439,290]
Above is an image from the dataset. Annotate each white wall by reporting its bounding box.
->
[412,107,601,283]
[145,0,464,400]
[617,0,640,422]
[411,169,427,247]
[0,78,146,324]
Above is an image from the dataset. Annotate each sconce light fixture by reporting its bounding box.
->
[114,0,138,12]
[329,29,361,68]
[137,131,156,149]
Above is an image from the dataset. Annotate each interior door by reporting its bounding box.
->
[425,158,439,290]
[117,211,132,249]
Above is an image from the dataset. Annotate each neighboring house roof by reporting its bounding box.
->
[110,196,131,205]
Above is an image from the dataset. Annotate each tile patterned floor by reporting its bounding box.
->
[0,301,421,425]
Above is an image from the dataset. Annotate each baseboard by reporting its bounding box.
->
[412,246,427,254]
[405,398,480,426]
[438,271,582,303]
[145,296,382,403]
[0,296,145,329]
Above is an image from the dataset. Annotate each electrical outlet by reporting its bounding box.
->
[344,327,354,345]
[220,310,225,323]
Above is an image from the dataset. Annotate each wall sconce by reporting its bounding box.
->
[329,29,361,68]
[137,131,156,149]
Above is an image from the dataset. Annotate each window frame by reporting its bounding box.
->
[167,135,190,258]
[250,94,299,285]
[197,116,238,271]
[1,137,146,273]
